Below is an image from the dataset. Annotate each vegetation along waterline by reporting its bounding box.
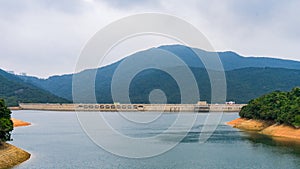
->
[0,99,30,169]
[228,87,300,140]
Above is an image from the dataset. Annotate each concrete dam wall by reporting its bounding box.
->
[19,103,246,112]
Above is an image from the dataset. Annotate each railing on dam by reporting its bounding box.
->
[18,103,246,112]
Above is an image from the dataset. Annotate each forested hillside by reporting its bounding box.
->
[12,45,300,104]
[239,87,300,127]
[18,67,300,104]
[0,70,70,106]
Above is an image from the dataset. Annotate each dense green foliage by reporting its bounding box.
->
[0,99,13,143]
[239,87,300,127]
[0,70,70,106]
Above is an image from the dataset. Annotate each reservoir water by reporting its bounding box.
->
[11,110,300,169]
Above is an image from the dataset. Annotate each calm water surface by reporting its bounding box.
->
[11,110,300,169]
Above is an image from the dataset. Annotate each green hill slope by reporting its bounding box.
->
[18,67,300,104]
[14,45,300,104]
[0,70,70,106]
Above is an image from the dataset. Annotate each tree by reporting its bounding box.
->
[0,99,13,143]
[239,87,300,127]
[293,115,300,128]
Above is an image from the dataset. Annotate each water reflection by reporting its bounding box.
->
[244,131,300,156]
[158,124,248,144]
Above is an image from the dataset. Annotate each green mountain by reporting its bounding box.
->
[225,67,300,103]
[13,45,300,104]
[19,67,300,104]
[0,69,70,106]
[159,45,300,70]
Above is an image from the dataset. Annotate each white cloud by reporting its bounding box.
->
[0,0,299,77]
[0,0,126,77]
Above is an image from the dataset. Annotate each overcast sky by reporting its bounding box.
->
[0,0,299,78]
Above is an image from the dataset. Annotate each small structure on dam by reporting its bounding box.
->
[194,101,209,112]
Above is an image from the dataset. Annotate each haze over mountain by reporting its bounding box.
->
[0,69,70,106]
[159,45,300,70]
[9,44,299,105]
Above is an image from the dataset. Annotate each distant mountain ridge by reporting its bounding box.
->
[0,69,70,106]
[14,44,300,104]
[158,45,300,70]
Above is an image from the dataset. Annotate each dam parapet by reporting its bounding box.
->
[18,102,246,112]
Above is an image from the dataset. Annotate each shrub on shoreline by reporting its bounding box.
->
[239,87,300,128]
[0,99,13,144]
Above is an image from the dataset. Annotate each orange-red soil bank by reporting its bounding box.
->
[227,118,300,140]
[12,118,31,127]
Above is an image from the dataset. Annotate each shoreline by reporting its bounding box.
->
[0,119,31,169]
[0,143,30,169]
[12,118,31,127]
[227,118,300,140]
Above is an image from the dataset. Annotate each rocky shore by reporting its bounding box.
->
[0,118,31,169]
[0,143,30,169]
[227,118,300,140]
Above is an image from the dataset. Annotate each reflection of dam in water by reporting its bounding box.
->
[19,101,246,112]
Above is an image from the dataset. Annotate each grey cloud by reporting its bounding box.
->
[0,0,299,77]
[0,0,86,18]
[35,0,87,14]
[228,0,282,20]
[99,0,160,9]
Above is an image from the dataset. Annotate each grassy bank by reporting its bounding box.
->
[227,118,300,140]
[0,119,31,168]
[0,143,30,169]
